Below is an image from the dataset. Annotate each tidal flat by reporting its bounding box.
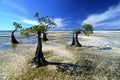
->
[0,31,120,80]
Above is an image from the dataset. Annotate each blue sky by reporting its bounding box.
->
[0,0,120,30]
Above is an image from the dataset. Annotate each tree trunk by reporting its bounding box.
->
[75,33,82,47]
[71,34,75,46]
[70,33,82,47]
[43,31,48,41]
[31,32,47,67]
[11,28,19,44]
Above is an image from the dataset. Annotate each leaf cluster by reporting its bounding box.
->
[13,22,22,29]
[21,12,57,36]
[21,25,45,36]
[82,23,94,36]
[34,12,57,31]
[73,29,83,34]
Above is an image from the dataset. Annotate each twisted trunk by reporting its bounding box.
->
[31,32,47,67]
[75,33,82,47]
[71,33,82,47]
[11,28,19,44]
[71,34,75,46]
[43,31,48,41]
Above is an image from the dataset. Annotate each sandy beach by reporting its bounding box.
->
[0,31,120,80]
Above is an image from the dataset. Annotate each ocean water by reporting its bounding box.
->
[0,31,37,50]
[93,31,120,48]
[108,35,120,48]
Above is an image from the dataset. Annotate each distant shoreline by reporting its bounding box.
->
[0,29,120,32]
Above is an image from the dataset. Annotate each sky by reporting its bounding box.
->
[0,0,120,30]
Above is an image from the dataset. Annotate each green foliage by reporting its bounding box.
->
[34,12,39,18]
[13,22,22,29]
[34,12,57,32]
[20,28,30,37]
[72,23,93,36]
[73,29,83,34]
[21,25,45,35]
[82,23,93,36]
[21,12,56,36]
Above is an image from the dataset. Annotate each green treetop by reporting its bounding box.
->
[82,23,93,36]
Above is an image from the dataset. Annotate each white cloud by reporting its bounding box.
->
[53,18,67,27]
[82,2,120,28]
[22,19,39,25]
[22,18,67,27]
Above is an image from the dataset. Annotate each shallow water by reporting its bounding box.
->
[0,31,120,48]
[0,31,120,80]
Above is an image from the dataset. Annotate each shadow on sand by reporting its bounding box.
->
[83,46,112,50]
[43,60,96,76]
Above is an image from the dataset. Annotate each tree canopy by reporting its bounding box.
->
[82,23,93,36]
[73,29,83,34]
[34,12,56,31]
[21,12,56,36]
[13,22,22,29]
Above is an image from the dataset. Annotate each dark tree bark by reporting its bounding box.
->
[11,28,19,44]
[42,31,48,41]
[71,34,75,46]
[71,33,82,47]
[75,33,82,47]
[31,32,47,67]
